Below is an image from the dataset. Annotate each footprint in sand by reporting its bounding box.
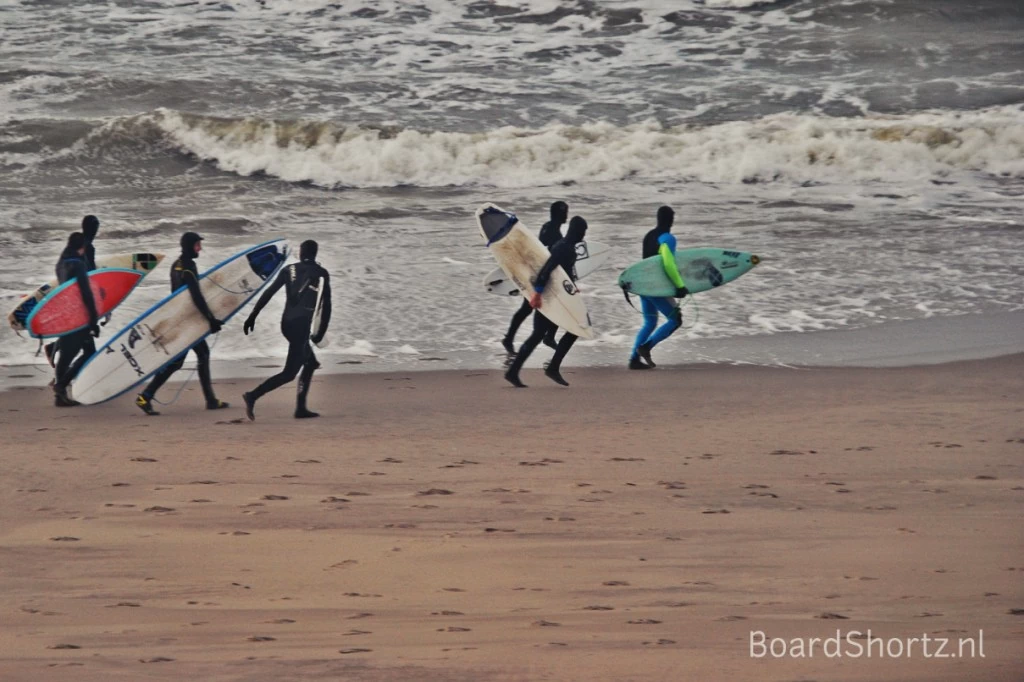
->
[432,611,464,616]
[817,612,850,620]
[262,495,289,501]
[533,620,560,627]
[417,488,453,496]
[437,627,471,632]
[50,536,79,542]
[247,636,276,642]
[139,657,174,663]
[339,648,372,654]
[628,619,662,625]
[582,605,614,611]
[48,644,81,650]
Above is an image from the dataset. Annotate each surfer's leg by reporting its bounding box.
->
[629,296,659,366]
[54,332,84,392]
[248,330,306,400]
[505,313,550,387]
[545,332,577,386]
[192,341,226,408]
[503,298,533,353]
[295,344,320,419]
[54,331,88,405]
[136,352,187,414]
[646,297,682,349]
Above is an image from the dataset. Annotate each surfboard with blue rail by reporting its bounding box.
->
[70,240,288,405]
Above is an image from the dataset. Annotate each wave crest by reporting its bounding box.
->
[73,106,1024,187]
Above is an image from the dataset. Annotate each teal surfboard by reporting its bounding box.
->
[618,248,760,298]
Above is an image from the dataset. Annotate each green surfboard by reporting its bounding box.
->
[618,248,761,298]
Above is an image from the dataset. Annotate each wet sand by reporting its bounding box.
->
[1,356,1022,681]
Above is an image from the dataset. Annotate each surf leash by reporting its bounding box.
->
[151,334,221,407]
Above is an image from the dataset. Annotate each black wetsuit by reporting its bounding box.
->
[246,260,332,410]
[48,228,97,368]
[53,249,99,391]
[140,251,220,404]
[503,218,564,346]
[505,220,587,380]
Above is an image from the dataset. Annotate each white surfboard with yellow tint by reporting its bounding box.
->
[477,203,593,339]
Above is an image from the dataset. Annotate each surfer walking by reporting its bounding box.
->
[242,239,331,420]
[45,215,100,370]
[504,216,588,388]
[501,201,568,354]
[135,232,229,415]
[629,206,688,370]
[52,231,100,407]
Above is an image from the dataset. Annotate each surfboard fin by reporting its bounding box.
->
[621,287,638,311]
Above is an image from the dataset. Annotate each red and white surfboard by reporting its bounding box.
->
[26,269,144,338]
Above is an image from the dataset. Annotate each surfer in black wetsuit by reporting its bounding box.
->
[52,232,100,407]
[501,201,568,354]
[242,239,331,420]
[135,232,228,415]
[504,216,588,388]
[46,215,100,370]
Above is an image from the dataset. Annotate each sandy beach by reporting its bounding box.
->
[1,355,1022,681]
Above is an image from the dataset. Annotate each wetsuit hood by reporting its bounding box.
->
[655,205,675,233]
[62,231,86,258]
[299,239,318,261]
[566,216,588,243]
[82,215,99,243]
[180,231,203,258]
[550,201,568,226]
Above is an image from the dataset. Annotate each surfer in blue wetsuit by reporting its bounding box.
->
[45,215,100,370]
[629,206,689,370]
[135,232,228,415]
[52,231,100,407]
[501,201,568,354]
[242,239,331,420]
[504,216,588,388]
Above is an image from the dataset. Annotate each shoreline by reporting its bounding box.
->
[1,354,1022,680]
[3,310,1024,394]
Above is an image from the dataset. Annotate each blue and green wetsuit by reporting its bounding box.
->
[631,217,685,361]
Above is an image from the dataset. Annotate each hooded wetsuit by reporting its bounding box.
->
[631,208,686,361]
[53,245,99,392]
[49,215,100,370]
[505,216,588,381]
[503,201,568,350]
[245,259,332,413]
[139,235,221,406]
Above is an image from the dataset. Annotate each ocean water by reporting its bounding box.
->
[1,0,1022,373]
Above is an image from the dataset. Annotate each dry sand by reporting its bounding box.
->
[1,356,1022,681]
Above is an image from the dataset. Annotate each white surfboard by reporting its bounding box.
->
[311,269,328,349]
[477,203,593,339]
[8,252,164,332]
[483,240,611,296]
[70,240,289,405]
